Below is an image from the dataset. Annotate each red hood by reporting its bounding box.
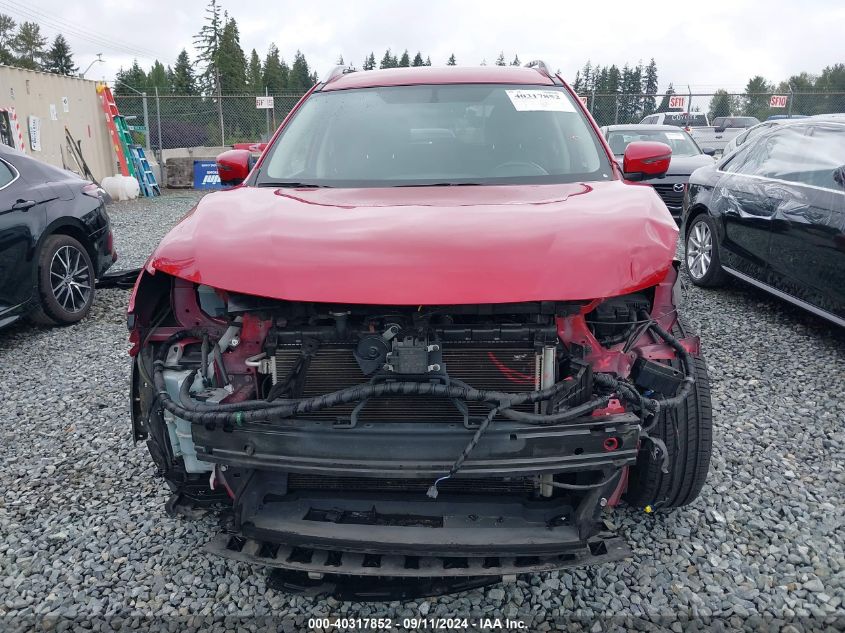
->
[148,182,678,304]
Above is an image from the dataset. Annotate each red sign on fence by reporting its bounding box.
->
[770,95,788,108]
[668,95,687,110]
[578,95,588,107]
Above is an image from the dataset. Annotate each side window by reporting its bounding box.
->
[727,126,806,177]
[0,159,17,189]
[788,124,845,190]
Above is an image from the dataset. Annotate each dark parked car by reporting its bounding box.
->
[602,124,715,220]
[0,144,115,329]
[683,117,845,326]
[130,64,711,584]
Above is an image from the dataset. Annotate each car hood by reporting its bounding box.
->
[148,182,678,304]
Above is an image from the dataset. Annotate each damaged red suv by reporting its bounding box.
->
[129,63,711,582]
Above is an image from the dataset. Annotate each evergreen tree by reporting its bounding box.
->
[114,60,147,95]
[641,58,658,116]
[424,56,431,66]
[288,50,312,92]
[171,49,196,94]
[447,53,456,66]
[0,13,15,65]
[217,15,247,93]
[363,52,376,70]
[708,89,734,120]
[147,60,170,92]
[44,34,76,75]
[263,44,288,92]
[398,50,410,67]
[246,49,262,93]
[379,49,397,69]
[411,52,424,67]
[12,21,47,70]
[656,83,675,113]
[193,0,223,94]
[510,54,520,66]
[336,54,344,65]
[495,52,506,66]
[744,75,774,120]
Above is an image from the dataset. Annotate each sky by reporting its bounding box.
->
[1,0,843,93]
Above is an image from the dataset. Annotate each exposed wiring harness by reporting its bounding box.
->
[144,311,696,497]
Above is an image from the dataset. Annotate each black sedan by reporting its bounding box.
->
[0,144,115,328]
[602,124,716,220]
[682,117,844,327]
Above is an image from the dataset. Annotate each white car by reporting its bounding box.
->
[640,112,709,128]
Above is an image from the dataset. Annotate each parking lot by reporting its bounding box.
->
[0,192,843,629]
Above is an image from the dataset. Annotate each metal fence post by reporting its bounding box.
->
[787,87,794,118]
[590,88,596,114]
[265,87,270,140]
[154,87,162,160]
[141,92,150,153]
[614,94,619,124]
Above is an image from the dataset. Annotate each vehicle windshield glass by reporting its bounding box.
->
[713,117,759,128]
[606,129,701,157]
[661,112,708,127]
[258,84,612,187]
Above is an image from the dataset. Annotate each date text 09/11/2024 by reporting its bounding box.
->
[308,618,527,630]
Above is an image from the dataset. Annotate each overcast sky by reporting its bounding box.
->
[3,0,843,92]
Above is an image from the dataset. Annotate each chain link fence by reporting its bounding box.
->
[579,92,845,127]
[115,91,845,157]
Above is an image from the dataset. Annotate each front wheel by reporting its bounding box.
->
[624,322,713,510]
[685,214,726,287]
[29,234,95,326]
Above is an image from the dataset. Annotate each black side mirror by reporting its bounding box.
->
[701,147,716,156]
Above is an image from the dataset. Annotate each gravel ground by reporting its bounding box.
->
[1,191,844,631]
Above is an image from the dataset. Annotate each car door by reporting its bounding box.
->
[0,155,49,317]
[765,122,845,320]
[707,129,799,281]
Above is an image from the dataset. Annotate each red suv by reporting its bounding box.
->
[129,63,711,583]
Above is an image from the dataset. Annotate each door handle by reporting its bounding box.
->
[11,199,37,211]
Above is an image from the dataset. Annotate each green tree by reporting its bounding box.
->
[379,49,397,69]
[424,56,431,66]
[708,89,734,120]
[641,58,658,116]
[172,49,197,94]
[336,54,344,65]
[147,60,170,92]
[495,51,506,66]
[288,50,312,92]
[398,50,410,67]
[510,54,520,66]
[363,52,376,70]
[0,14,17,65]
[447,53,456,66]
[263,44,288,92]
[12,21,47,70]
[246,49,262,93]
[217,15,247,93]
[44,34,76,75]
[657,83,675,113]
[411,51,424,67]
[744,75,774,120]
[193,0,223,94]
[114,60,147,95]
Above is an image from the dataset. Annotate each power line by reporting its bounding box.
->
[0,0,168,62]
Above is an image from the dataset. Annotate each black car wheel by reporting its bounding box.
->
[624,320,713,510]
[685,214,726,287]
[29,234,95,325]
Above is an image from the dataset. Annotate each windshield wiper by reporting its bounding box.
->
[393,182,482,187]
[258,181,333,188]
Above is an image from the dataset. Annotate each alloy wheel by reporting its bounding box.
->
[50,245,92,313]
[687,221,713,280]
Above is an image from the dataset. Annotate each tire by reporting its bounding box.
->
[624,321,713,510]
[28,234,95,326]
[684,213,726,287]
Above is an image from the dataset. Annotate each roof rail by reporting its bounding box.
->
[324,65,356,84]
[524,60,552,79]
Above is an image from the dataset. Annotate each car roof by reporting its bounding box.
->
[320,66,557,91]
[604,124,692,133]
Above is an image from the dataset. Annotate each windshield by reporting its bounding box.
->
[713,117,760,129]
[606,129,701,157]
[661,112,708,127]
[257,84,611,187]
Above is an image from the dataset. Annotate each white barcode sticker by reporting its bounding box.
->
[506,90,575,112]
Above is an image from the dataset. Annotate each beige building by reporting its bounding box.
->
[0,64,116,181]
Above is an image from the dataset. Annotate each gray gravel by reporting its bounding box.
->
[1,192,844,631]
